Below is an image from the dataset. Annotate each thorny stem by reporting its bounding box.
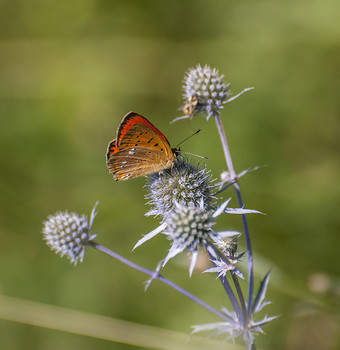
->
[213,112,254,318]
[88,241,229,321]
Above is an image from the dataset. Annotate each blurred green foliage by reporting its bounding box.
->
[0,0,339,349]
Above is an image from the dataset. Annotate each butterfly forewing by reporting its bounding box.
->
[119,123,173,157]
[117,112,169,146]
[106,113,176,181]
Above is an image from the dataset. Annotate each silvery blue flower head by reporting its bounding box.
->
[173,64,253,122]
[162,200,219,276]
[145,158,215,220]
[135,197,234,276]
[182,65,230,120]
[135,158,261,275]
[42,203,98,265]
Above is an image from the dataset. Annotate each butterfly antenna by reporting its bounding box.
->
[175,129,201,149]
[179,151,209,160]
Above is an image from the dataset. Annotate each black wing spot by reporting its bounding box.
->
[161,148,164,151]
[154,143,159,147]
[147,137,153,143]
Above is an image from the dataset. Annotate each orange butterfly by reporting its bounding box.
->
[106,112,178,181]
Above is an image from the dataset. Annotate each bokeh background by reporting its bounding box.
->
[0,0,339,349]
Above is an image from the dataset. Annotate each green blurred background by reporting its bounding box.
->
[0,0,339,349]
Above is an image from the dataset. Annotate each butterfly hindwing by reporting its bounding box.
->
[106,139,119,160]
[107,147,173,180]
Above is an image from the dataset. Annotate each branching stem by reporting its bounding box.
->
[213,112,254,318]
[88,241,229,321]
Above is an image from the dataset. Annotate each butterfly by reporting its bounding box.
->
[106,112,179,181]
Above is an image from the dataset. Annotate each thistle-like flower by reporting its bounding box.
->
[173,64,253,122]
[212,230,241,258]
[162,200,222,276]
[145,158,215,219]
[134,159,218,275]
[135,158,260,275]
[204,231,244,279]
[135,199,234,276]
[181,64,230,120]
[42,203,98,264]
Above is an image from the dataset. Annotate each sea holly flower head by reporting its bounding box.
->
[173,64,254,122]
[212,230,241,257]
[181,64,230,120]
[136,158,262,274]
[162,200,218,275]
[206,231,245,279]
[145,158,215,220]
[42,203,98,265]
[134,197,238,276]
